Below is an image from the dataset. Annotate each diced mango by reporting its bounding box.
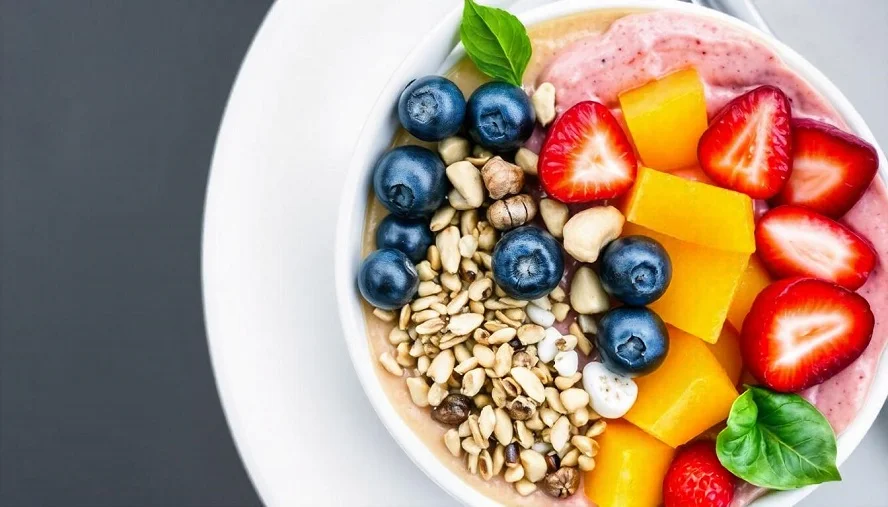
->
[727,255,773,331]
[619,69,708,171]
[584,419,675,507]
[707,325,744,385]
[622,222,750,343]
[622,166,756,253]
[625,326,739,447]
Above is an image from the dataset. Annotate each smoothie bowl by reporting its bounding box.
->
[334,1,888,505]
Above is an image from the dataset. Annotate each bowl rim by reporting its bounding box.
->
[333,1,888,505]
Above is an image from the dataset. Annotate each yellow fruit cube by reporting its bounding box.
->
[619,69,708,171]
[584,419,675,507]
[727,255,773,331]
[622,222,750,343]
[707,325,744,385]
[622,166,756,253]
[625,326,739,447]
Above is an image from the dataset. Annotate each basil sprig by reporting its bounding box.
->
[716,386,841,490]
[459,0,532,86]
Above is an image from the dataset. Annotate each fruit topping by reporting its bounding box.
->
[600,235,672,306]
[539,101,638,202]
[375,214,434,263]
[663,441,735,507]
[491,226,564,300]
[726,255,772,332]
[373,145,448,218]
[398,75,466,141]
[357,249,420,310]
[596,307,669,377]
[626,326,738,448]
[622,166,756,253]
[698,85,792,199]
[756,205,877,290]
[774,118,879,218]
[619,68,709,172]
[741,277,875,392]
[465,81,535,151]
[582,361,638,418]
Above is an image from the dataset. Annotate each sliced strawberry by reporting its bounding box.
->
[698,86,792,199]
[773,118,879,218]
[664,441,735,507]
[538,101,638,203]
[741,277,874,392]
[756,205,876,290]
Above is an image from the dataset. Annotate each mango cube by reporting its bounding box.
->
[622,167,756,253]
[707,325,744,385]
[727,255,772,331]
[625,326,739,447]
[584,419,675,507]
[619,69,708,171]
[622,222,750,343]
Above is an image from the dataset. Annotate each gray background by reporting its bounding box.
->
[0,1,886,506]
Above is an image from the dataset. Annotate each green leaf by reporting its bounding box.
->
[716,386,841,490]
[459,0,531,86]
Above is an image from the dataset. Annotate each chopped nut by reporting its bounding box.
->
[460,209,478,236]
[511,367,545,403]
[438,136,470,165]
[571,435,595,457]
[454,357,479,375]
[554,350,579,377]
[440,272,462,292]
[586,419,607,438]
[446,161,486,209]
[541,467,580,498]
[430,204,457,232]
[417,281,442,297]
[432,393,473,426]
[428,349,455,384]
[577,313,598,334]
[388,327,410,345]
[504,463,525,483]
[436,226,461,274]
[417,356,431,375]
[569,407,590,427]
[570,266,610,314]
[473,344,495,368]
[550,286,566,302]
[554,372,582,391]
[532,82,557,126]
[448,188,476,210]
[550,416,571,452]
[525,303,556,327]
[561,448,580,467]
[546,387,567,414]
[461,368,487,397]
[517,324,546,345]
[468,278,493,301]
[473,393,492,410]
[444,428,462,457]
[378,352,403,376]
[372,308,395,322]
[427,382,448,407]
[515,148,539,176]
[578,455,596,472]
[405,377,430,407]
[493,343,514,378]
[540,198,570,238]
[479,405,496,441]
[501,377,521,398]
[415,317,445,335]
[492,444,505,476]
[511,350,534,369]
[494,407,513,445]
[477,222,497,252]
[454,343,472,363]
[427,244,441,270]
[479,449,494,480]
[563,206,625,263]
[560,388,590,413]
[467,145,493,166]
[458,420,471,437]
[396,342,415,367]
[481,156,524,199]
[540,407,559,427]
[458,236,478,259]
[555,333,578,352]
[446,291,469,315]
[398,304,412,330]
[533,365,553,386]
[570,322,594,355]
[489,327,517,345]
[520,449,549,482]
[447,312,484,335]
[487,194,537,230]
[463,437,483,456]
[515,479,538,496]
[525,411,545,431]
[468,414,486,448]
[412,309,439,324]
[411,293,438,311]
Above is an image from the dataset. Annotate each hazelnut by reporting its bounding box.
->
[545,452,561,473]
[432,394,474,426]
[541,467,580,498]
[487,194,538,231]
[481,156,524,199]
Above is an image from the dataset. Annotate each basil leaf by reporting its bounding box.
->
[459,0,531,86]
[716,386,841,490]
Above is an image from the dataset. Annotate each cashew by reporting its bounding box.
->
[438,136,471,165]
[481,157,524,199]
[562,206,625,263]
[446,161,485,208]
[539,198,569,238]
[487,194,537,231]
[532,82,556,126]
[570,266,610,314]
[515,148,539,176]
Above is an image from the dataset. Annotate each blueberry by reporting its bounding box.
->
[492,226,564,300]
[373,146,448,218]
[398,76,466,142]
[465,82,535,152]
[375,214,433,263]
[599,236,672,306]
[358,249,419,310]
[596,307,669,377]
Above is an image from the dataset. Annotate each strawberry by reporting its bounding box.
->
[663,440,735,507]
[773,118,879,218]
[741,277,874,392]
[756,205,877,290]
[698,86,792,199]
[538,101,638,203]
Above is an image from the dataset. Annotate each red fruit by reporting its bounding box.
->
[774,118,879,218]
[664,441,735,507]
[756,205,877,290]
[741,277,874,392]
[698,86,792,199]
[538,101,638,203]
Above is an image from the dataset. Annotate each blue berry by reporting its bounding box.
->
[465,82,535,152]
[596,307,669,377]
[492,226,564,300]
[373,146,448,218]
[599,236,672,306]
[376,215,433,263]
[398,76,466,142]
[358,249,419,310]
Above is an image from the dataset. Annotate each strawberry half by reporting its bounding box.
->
[663,441,735,507]
[773,118,879,218]
[756,205,877,290]
[538,101,638,203]
[698,86,792,199]
[741,277,874,392]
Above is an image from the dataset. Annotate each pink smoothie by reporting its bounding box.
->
[535,10,887,506]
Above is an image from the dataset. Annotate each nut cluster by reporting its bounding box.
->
[374,205,604,498]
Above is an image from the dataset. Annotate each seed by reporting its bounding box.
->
[428,349,455,384]
[489,327,517,345]
[511,367,545,403]
[463,436,482,456]
[479,405,496,440]
[460,209,478,236]
[436,226,461,275]
[550,416,571,452]
[540,408,559,428]
[508,395,536,421]
[586,419,607,438]
[444,429,462,457]
[477,251,493,270]
[411,294,438,311]
[578,455,596,472]
[478,449,494,480]
[569,407,590,427]
[554,372,582,390]
[454,343,472,363]
[446,291,469,315]
[504,308,526,322]
[541,467,580,498]
[493,407,513,445]
[495,310,523,328]
[415,317,444,336]
[473,344,495,368]
[511,350,534,369]
[545,387,567,414]
[525,412,545,431]
[515,420,535,449]
[477,223,497,252]
[492,445,505,475]
[373,308,395,322]
[571,435,594,457]
[533,365,553,386]
[459,258,479,282]
[446,161,485,209]
[396,342,415,367]
[417,356,431,375]
[430,204,457,231]
[493,343,514,378]
[484,299,509,311]
[520,449,548,483]
[468,278,493,301]
[484,320,509,332]
[499,297,528,308]
[440,272,462,292]
[515,479,537,496]
[439,333,469,350]
[461,368,486,397]
[526,303,556,327]
[504,463,524,483]
[561,448,580,467]
[454,357,480,375]
[469,301,486,315]
[517,324,546,345]
[427,244,441,271]
[427,383,448,407]
[416,261,437,282]
[397,305,411,330]
[458,236,478,259]
[388,328,410,345]
[468,414,486,448]
[417,281,442,297]
[409,339,424,358]
[378,352,402,376]
[447,313,484,336]
[491,383,507,408]
[412,309,439,324]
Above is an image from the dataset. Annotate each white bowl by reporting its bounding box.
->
[332,0,888,505]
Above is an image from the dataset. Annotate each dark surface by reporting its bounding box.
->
[0,1,271,505]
